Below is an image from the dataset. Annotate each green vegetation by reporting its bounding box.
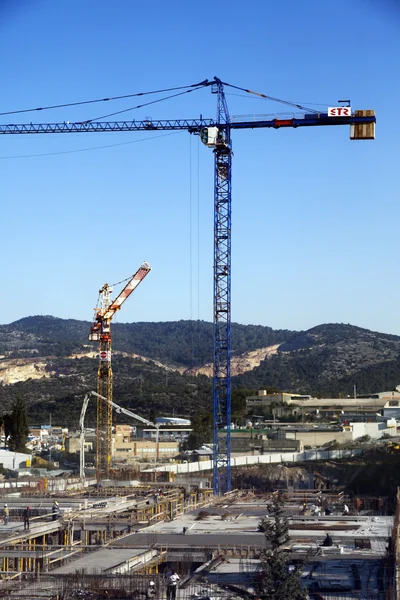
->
[231,388,254,423]
[184,411,213,450]
[0,355,213,428]
[5,395,29,453]
[32,456,56,470]
[235,322,400,397]
[2,317,400,425]
[257,492,307,600]
[0,316,293,366]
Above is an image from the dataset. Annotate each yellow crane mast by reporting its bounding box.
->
[89,262,151,476]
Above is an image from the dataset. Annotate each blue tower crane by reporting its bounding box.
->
[212,79,233,494]
[0,77,376,494]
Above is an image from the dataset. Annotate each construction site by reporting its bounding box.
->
[0,480,398,599]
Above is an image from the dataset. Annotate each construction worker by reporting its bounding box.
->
[52,500,59,521]
[322,532,333,547]
[166,570,180,600]
[23,506,31,531]
[3,504,9,526]
[146,581,156,599]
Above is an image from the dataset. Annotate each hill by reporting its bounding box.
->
[2,317,400,426]
[0,316,292,366]
[0,316,293,426]
[235,323,400,396]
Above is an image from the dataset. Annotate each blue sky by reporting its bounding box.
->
[1,0,399,335]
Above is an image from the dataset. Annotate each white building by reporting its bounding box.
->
[0,450,31,470]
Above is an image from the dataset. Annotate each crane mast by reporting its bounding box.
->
[0,78,375,493]
[212,79,232,494]
[89,262,151,476]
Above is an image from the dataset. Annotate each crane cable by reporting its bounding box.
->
[110,274,133,288]
[222,81,322,114]
[0,131,182,160]
[0,78,324,121]
[0,80,210,118]
[189,134,201,373]
[82,85,207,123]
[196,135,201,373]
[225,91,332,107]
[189,133,195,370]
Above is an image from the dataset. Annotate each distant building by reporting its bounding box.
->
[273,420,397,447]
[65,431,179,461]
[139,427,191,443]
[246,390,312,412]
[65,435,94,455]
[0,450,31,470]
[156,417,191,426]
[230,433,303,454]
[181,446,213,462]
[246,389,400,415]
[114,436,179,459]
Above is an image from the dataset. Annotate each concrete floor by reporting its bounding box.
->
[52,547,149,574]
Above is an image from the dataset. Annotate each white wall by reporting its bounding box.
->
[0,450,31,470]
[350,422,394,440]
[143,448,364,474]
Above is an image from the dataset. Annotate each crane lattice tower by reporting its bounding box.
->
[89,263,151,476]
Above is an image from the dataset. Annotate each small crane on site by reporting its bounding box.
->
[0,77,376,494]
[79,391,160,480]
[88,262,151,476]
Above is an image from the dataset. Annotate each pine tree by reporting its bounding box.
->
[184,411,212,450]
[258,490,289,548]
[2,413,13,448]
[256,492,307,600]
[8,395,29,453]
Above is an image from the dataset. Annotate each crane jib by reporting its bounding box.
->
[0,114,376,134]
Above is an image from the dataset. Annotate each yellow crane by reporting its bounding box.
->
[89,262,151,476]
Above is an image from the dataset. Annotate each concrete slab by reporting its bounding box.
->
[52,547,152,574]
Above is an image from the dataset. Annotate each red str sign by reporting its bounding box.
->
[328,107,352,117]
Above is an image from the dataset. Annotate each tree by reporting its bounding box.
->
[3,413,13,449]
[258,491,289,548]
[256,492,307,600]
[231,388,254,423]
[8,395,29,453]
[184,410,212,450]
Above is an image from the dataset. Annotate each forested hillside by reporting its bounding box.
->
[0,316,293,366]
[2,316,400,426]
[235,324,400,396]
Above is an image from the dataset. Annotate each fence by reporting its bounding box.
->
[0,477,96,492]
[144,448,364,474]
[3,571,233,600]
